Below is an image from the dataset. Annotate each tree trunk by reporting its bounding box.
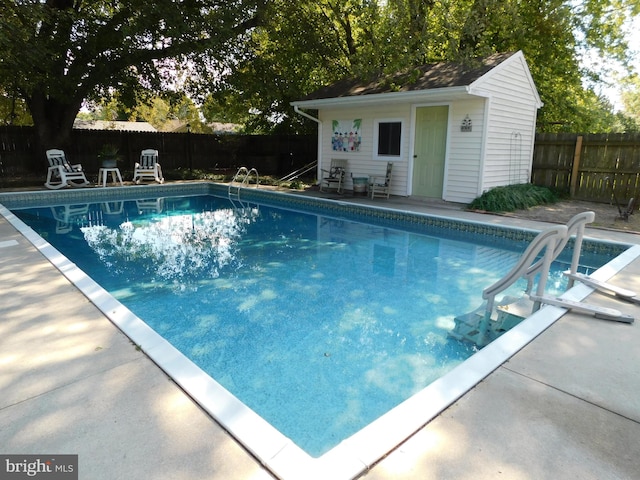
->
[26,91,83,171]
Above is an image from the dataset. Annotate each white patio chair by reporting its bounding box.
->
[369,162,393,199]
[133,149,164,184]
[319,158,347,194]
[44,149,90,189]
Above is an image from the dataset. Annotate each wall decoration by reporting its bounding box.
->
[332,119,362,152]
[460,114,472,132]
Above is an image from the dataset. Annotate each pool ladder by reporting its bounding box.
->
[450,211,634,347]
[229,167,259,201]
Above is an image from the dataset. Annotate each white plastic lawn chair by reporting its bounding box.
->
[369,162,393,199]
[133,149,164,184]
[319,158,347,194]
[44,149,90,189]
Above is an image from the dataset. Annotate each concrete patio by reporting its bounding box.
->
[1,192,639,479]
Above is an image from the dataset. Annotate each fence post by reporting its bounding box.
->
[569,135,583,197]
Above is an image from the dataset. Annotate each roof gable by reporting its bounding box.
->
[300,52,517,101]
[468,51,542,107]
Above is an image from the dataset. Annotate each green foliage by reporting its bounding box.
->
[0,88,32,125]
[88,94,212,132]
[98,144,120,159]
[1,0,637,139]
[0,0,265,148]
[210,0,639,134]
[161,170,313,189]
[468,184,558,213]
[202,0,355,133]
[620,76,640,131]
[163,169,229,182]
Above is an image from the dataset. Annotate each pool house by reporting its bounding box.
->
[291,50,543,203]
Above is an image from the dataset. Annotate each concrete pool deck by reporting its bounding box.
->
[1,189,639,479]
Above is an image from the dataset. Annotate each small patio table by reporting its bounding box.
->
[97,167,124,187]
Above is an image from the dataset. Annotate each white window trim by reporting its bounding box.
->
[373,118,404,161]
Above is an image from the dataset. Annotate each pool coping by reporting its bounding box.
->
[2,183,639,480]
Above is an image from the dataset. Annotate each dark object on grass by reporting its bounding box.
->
[605,177,637,222]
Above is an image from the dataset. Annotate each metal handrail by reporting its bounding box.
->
[278,160,317,184]
[229,167,259,201]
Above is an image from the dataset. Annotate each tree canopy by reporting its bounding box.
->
[79,94,214,133]
[207,0,639,133]
[1,0,639,155]
[0,0,265,160]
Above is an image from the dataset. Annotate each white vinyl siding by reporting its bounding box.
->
[309,51,541,202]
[471,55,540,194]
[319,105,411,196]
[443,99,486,203]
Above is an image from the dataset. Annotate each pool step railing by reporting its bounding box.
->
[563,271,640,305]
[450,225,567,346]
[450,211,635,347]
[277,160,317,188]
[528,294,634,323]
[229,167,259,201]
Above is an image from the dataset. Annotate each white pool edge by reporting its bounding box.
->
[3,201,639,480]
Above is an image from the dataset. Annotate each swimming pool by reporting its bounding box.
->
[0,183,634,479]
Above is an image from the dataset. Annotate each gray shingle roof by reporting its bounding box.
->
[300,52,516,101]
[73,120,157,132]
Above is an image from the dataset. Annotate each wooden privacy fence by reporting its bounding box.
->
[0,126,317,178]
[4,127,639,203]
[532,133,640,203]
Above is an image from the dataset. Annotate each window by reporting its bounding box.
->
[376,121,402,157]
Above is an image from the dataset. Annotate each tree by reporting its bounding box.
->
[620,76,640,131]
[85,94,211,132]
[0,88,32,125]
[210,0,639,134]
[0,0,265,165]
[202,0,366,133]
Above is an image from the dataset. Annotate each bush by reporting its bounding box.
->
[468,184,558,213]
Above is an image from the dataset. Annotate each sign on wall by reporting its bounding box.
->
[332,119,362,152]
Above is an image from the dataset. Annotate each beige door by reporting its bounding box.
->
[412,106,448,197]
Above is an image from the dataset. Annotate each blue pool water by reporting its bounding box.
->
[12,194,615,456]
